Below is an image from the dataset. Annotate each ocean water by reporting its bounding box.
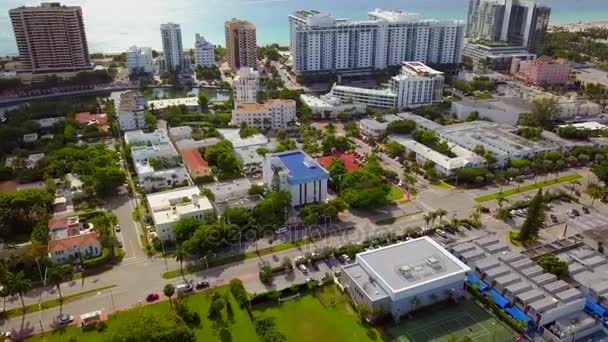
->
[0,0,607,54]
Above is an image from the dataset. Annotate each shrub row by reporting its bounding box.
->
[82,247,112,269]
[466,281,527,334]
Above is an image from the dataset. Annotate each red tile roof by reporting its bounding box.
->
[75,112,109,132]
[48,232,100,253]
[180,149,209,174]
[48,217,68,229]
[317,152,361,172]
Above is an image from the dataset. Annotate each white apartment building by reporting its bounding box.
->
[326,62,444,110]
[194,34,216,68]
[300,94,366,119]
[389,135,486,176]
[232,99,297,130]
[147,186,214,241]
[125,129,191,192]
[126,46,154,75]
[117,91,146,131]
[263,150,330,207]
[289,9,464,75]
[160,23,185,72]
[390,62,445,109]
[234,67,259,104]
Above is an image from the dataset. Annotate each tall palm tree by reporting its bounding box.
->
[6,271,32,314]
[47,265,69,314]
[429,212,438,228]
[175,247,188,282]
[496,195,507,210]
[423,214,431,230]
[569,180,581,196]
[163,284,175,309]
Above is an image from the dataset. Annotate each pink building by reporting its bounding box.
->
[515,56,570,86]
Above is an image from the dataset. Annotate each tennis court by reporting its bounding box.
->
[385,300,516,342]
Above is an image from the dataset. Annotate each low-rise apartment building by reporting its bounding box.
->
[117,91,146,131]
[514,56,570,86]
[180,149,211,180]
[232,99,297,130]
[147,186,214,241]
[263,150,329,207]
[389,135,486,176]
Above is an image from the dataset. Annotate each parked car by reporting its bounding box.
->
[323,259,333,268]
[306,277,316,283]
[435,229,448,238]
[146,293,160,302]
[341,254,351,263]
[175,282,193,293]
[195,281,209,290]
[550,215,558,224]
[337,255,345,263]
[462,223,472,230]
[56,313,74,325]
[299,264,308,274]
[572,209,580,217]
[118,240,123,248]
[115,225,121,232]
[582,207,590,214]
[567,210,576,218]
[444,226,455,235]
[275,227,288,235]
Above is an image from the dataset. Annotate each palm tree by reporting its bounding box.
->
[435,209,448,224]
[175,247,188,281]
[496,195,507,210]
[588,184,604,207]
[47,265,69,314]
[6,271,32,314]
[429,212,438,228]
[163,284,175,309]
[423,214,431,230]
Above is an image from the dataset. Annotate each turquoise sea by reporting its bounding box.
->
[0,0,607,54]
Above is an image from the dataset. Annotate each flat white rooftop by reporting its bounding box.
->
[146,186,202,211]
[354,236,470,294]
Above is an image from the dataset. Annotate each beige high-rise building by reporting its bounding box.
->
[9,2,92,83]
[224,18,257,71]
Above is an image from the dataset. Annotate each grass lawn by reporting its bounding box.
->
[376,217,397,225]
[255,285,382,342]
[474,173,582,203]
[28,285,378,342]
[27,287,259,342]
[431,181,452,189]
[386,185,405,201]
[162,238,314,279]
[384,300,515,342]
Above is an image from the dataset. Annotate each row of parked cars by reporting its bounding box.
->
[147,281,210,302]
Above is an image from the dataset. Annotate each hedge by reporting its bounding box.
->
[82,247,112,269]
[466,281,527,334]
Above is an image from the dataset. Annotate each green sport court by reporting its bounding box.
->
[384,300,517,342]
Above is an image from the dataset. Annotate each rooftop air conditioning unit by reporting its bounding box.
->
[399,265,410,274]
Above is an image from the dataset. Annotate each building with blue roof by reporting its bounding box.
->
[263,150,330,207]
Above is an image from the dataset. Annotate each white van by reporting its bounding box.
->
[275,227,288,235]
[175,282,193,293]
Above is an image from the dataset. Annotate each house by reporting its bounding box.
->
[47,216,102,264]
[75,112,110,133]
[180,149,211,180]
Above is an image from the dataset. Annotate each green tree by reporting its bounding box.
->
[327,158,347,185]
[538,254,569,278]
[47,264,71,314]
[172,218,203,245]
[197,92,209,113]
[6,271,32,313]
[248,184,266,196]
[519,189,545,242]
[592,161,608,184]
[386,119,416,135]
[105,309,195,342]
[385,141,405,157]
[530,97,561,129]
[164,284,175,309]
[144,111,157,132]
[175,246,188,281]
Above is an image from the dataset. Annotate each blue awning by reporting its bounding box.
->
[486,288,510,308]
[467,274,489,291]
[506,306,533,325]
[585,297,607,318]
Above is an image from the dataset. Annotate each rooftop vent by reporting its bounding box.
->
[399,265,410,274]
[303,157,317,168]
[427,257,439,264]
